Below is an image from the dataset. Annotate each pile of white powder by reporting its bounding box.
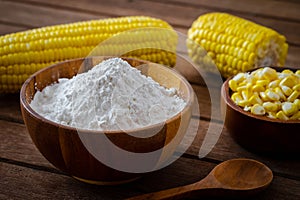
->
[30,58,186,130]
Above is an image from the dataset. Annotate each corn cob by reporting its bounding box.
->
[187,12,288,78]
[0,16,177,93]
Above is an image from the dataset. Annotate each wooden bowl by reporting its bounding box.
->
[221,67,300,156]
[20,56,194,185]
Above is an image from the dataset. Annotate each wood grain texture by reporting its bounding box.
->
[157,0,300,22]
[0,0,299,199]
[1,158,300,200]
[1,115,299,180]
[5,0,300,46]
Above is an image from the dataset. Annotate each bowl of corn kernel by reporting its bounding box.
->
[221,66,300,155]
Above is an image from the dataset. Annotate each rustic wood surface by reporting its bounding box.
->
[0,0,299,199]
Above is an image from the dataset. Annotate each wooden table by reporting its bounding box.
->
[1,0,299,199]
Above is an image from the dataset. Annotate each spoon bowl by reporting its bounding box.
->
[212,158,273,190]
[127,158,273,199]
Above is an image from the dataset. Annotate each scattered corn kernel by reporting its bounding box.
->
[276,111,289,120]
[237,100,250,107]
[294,99,300,109]
[280,76,297,88]
[252,84,265,93]
[231,92,243,103]
[261,67,278,81]
[268,79,280,88]
[290,111,300,120]
[263,102,280,112]
[249,93,263,105]
[266,89,280,101]
[282,102,298,116]
[251,104,265,115]
[267,112,277,119]
[229,67,300,120]
[281,85,293,96]
[243,106,251,112]
[242,90,252,100]
[256,80,269,87]
[282,69,293,74]
[232,73,246,83]
[274,87,286,101]
[229,79,238,92]
[259,92,269,101]
[287,91,300,102]
[293,84,300,91]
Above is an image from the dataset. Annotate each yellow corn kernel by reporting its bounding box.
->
[243,105,252,112]
[296,70,300,76]
[282,102,298,116]
[229,79,238,91]
[265,89,280,101]
[294,99,300,109]
[287,91,300,102]
[259,92,269,101]
[267,112,277,119]
[237,100,250,107]
[236,85,247,93]
[281,85,293,96]
[241,89,252,100]
[249,93,263,105]
[261,67,278,81]
[263,102,280,112]
[252,84,265,93]
[251,104,265,115]
[274,87,286,101]
[256,80,269,87]
[251,68,263,77]
[281,69,293,74]
[232,72,246,83]
[231,92,243,103]
[293,84,300,91]
[279,76,297,88]
[290,111,300,120]
[268,79,280,88]
[276,111,289,120]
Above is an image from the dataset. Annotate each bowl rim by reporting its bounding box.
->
[222,66,300,124]
[20,56,195,134]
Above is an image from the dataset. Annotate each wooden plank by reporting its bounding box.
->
[0,162,131,199]
[285,46,300,67]
[1,117,299,180]
[0,0,101,31]
[0,23,28,35]
[0,120,52,168]
[0,94,23,123]
[186,120,300,179]
[1,160,299,200]
[4,0,300,46]
[155,0,300,22]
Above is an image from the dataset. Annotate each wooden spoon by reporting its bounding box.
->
[126,158,273,200]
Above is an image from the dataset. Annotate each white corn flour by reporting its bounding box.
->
[30,58,186,130]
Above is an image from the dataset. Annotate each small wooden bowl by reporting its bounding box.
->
[221,67,300,156]
[20,56,194,184]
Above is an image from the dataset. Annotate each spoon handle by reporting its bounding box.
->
[125,184,195,200]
